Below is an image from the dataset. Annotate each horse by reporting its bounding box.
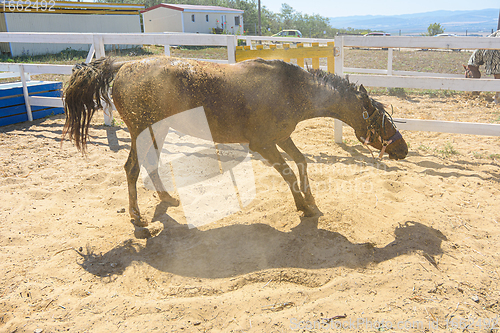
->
[464,30,500,103]
[63,56,408,229]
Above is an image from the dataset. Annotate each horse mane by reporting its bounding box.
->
[307,68,358,96]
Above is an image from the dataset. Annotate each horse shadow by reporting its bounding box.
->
[323,142,499,183]
[399,150,500,183]
[78,202,447,279]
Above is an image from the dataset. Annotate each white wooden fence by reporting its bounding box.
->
[0,32,499,142]
[0,32,237,125]
[333,35,500,142]
[0,63,72,122]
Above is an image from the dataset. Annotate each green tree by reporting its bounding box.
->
[99,0,370,37]
[427,23,445,36]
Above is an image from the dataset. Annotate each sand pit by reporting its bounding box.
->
[1,92,500,332]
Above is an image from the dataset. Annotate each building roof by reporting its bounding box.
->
[0,1,144,15]
[142,3,244,14]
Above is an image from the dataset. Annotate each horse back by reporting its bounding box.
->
[112,56,311,142]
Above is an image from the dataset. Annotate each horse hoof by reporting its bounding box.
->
[134,221,164,239]
[167,197,180,207]
[301,206,317,217]
[131,217,148,227]
[158,192,180,206]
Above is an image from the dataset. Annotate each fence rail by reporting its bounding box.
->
[0,32,237,62]
[1,32,499,142]
[333,35,500,142]
[0,32,236,125]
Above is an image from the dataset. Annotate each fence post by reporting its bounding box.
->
[311,42,320,69]
[334,36,344,77]
[296,43,304,68]
[19,64,33,122]
[164,44,171,56]
[334,36,344,143]
[227,35,236,64]
[93,34,105,59]
[327,41,335,73]
[387,48,393,76]
[85,43,95,64]
[245,36,252,49]
[103,99,114,126]
[92,34,112,125]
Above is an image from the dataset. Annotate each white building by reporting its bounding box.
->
[142,4,244,35]
[0,1,144,56]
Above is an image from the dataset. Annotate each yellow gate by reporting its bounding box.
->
[235,42,334,73]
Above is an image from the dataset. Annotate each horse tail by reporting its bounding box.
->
[62,57,123,152]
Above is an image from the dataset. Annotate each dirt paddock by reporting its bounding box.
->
[1,91,500,332]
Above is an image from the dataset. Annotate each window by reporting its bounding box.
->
[234,16,240,26]
[191,14,195,22]
[206,15,209,22]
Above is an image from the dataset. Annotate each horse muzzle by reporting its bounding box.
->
[387,137,408,160]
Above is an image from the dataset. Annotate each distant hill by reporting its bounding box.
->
[329,8,499,35]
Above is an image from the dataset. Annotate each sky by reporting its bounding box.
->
[262,0,500,18]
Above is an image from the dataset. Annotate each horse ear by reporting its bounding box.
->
[359,84,368,94]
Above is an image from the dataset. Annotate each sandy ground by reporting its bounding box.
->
[1,92,500,333]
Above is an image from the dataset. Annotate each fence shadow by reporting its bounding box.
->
[0,114,131,151]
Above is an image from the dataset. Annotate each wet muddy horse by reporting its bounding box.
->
[63,56,408,227]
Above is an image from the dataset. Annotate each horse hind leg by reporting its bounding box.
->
[278,137,316,206]
[254,142,315,217]
[125,140,147,227]
[126,131,179,228]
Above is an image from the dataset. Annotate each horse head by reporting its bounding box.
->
[464,64,481,78]
[355,85,408,160]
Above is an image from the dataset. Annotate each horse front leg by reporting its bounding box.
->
[278,137,316,206]
[254,142,315,217]
[125,141,147,226]
[145,126,179,207]
[148,168,179,206]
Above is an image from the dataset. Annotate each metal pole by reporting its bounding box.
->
[497,8,500,31]
[258,0,262,36]
[19,65,33,122]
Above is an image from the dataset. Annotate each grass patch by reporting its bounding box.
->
[408,89,459,98]
[111,118,125,127]
[387,87,407,98]
[0,46,160,65]
[435,142,460,157]
[344,48,471,75]
[473,151,484,159]
[0,45,229,65]
[369,87,460,98]
[495,111,500,123]
[490,154,500,160]
[418,144,431,151]
[472,152,500,160]
[343,138,358,146]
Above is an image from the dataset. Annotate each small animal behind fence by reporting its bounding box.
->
[464,29,500,103]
